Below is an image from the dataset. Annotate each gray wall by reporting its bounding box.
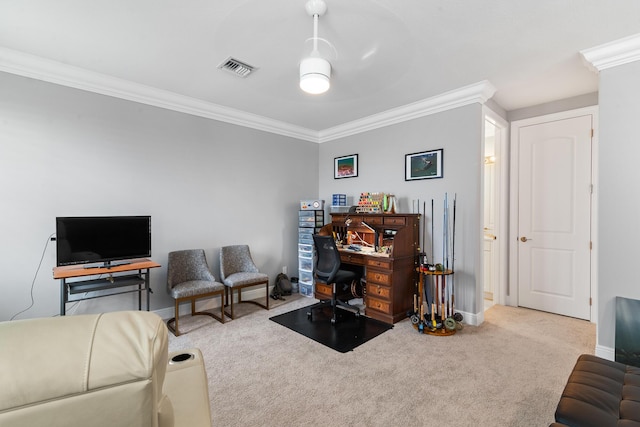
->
[0,72,319,321]
[507,92,598,122]
[597,60,640,351]
[319,105,485,319]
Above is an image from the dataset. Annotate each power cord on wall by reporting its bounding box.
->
[10,232,55,321]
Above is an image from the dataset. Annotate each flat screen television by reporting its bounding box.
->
[56,216,151,267]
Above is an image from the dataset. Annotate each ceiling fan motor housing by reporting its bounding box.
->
[299,56,331,94]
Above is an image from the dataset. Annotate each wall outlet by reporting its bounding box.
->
[282,266,287,274]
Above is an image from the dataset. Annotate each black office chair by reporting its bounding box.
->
[308,234,361,324]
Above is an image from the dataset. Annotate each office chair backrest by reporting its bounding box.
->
[313,234,341,283]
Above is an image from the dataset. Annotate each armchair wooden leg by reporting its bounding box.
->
[167,299,181,337]
[223,287,235,320]
[174,299,180,336]
[232,290,236,319]
[219,293,225,323]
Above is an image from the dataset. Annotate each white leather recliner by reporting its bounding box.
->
[0,311,212,427]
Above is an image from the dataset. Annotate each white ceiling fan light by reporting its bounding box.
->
[299,0,331,95]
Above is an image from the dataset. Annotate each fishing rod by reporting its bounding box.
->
[430,199,435,271]
[451,193,456,318]
[442,193,448,321]
[422,200,427,266]
[444,193,449,272]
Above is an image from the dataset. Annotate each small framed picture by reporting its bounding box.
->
[405,149,443,181]
[334,154,358,179]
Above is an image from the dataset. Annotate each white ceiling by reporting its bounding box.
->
[1,0,640,138]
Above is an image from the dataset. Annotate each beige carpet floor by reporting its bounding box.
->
[168,294,595,427]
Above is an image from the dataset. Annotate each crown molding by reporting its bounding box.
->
[580,33,640,73]
[0,47,496,143]
[0,47,318,142]
[317,80,496,143]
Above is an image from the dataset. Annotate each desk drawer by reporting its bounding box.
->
[367,296,391,315]
[367,283,391,300]
[315,282,332,299]
[340,252,364,265]
[366,270,391,286]
[366,216,383,225]
[366,258,391,269]
[384,217,406,226]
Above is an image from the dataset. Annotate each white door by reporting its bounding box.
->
[516,114,592,320]
[483,121,498,303]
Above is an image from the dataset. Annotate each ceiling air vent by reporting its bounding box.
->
[218,57,256,78]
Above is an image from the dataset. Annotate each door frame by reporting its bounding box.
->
[508,106,598,322]
[482,106,509,308]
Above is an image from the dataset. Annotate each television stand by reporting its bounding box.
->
[53,258,161,315]
[83,261,131,270]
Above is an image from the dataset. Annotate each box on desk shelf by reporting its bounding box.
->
[332,194,347,206]
[300,200,324,210]
[330,205,352,214]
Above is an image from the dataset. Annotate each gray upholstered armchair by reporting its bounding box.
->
[219,244,269,319]
[167,249,226,336]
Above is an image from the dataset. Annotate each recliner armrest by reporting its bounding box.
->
[164,349,212,427]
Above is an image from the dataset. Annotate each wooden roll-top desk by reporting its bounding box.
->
[320,212,420,325]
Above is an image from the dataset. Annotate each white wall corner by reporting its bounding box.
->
[580,33,640,73]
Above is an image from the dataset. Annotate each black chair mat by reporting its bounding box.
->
[269,303,393,353]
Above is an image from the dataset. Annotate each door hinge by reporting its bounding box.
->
[590,241,593,250]
[590,184,593,194]
[589,297,593,306]
[591,129,594,138]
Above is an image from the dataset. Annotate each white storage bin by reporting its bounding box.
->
[299,282,314,297]
[299,269,313,284]
[298,243,313,253]
[299,258,313,272]
[299,234,313,244]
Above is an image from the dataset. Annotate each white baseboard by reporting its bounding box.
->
[460,309,483,326]
[595,344,615,361]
